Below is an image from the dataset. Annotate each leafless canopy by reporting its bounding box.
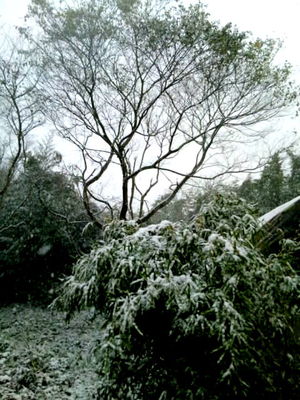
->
[25,0,296,225]
[0,35,44,202]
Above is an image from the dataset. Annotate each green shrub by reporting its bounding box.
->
[55,194,300,399]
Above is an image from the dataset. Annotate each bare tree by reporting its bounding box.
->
[24,0,296,225]
[0,35,44,203]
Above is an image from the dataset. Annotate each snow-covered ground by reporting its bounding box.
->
[0,305,101,399]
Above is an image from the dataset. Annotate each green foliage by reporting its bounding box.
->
[287,149,300,196]
[0,148,101,304]
[55,194,300,399]
[238,176,260,206]
[151,182,238,224]
[258,152,285,212]
[238,149,300,214]
[148,192,197,223]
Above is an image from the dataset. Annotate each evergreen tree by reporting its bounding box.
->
[258,152,284,213]
[236,150,300,215]
[0,148,101,304]
[238,175,259,205]
[287,150,300,198]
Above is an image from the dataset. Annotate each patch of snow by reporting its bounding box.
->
[207,233,222,243]
[0,375,11,383]
[237,245,248,258]
[131,220,173,239]
[227,276,237,286]
[37,244,52,256]
[259,196,300,225]
[205,234,238,255]
[224,239,234,253]
[149,235,166,249]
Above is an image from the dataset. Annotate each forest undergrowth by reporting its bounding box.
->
[0,305,101,399]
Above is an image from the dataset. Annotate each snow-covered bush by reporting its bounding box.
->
[54,194,300,399]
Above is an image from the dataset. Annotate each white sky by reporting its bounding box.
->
[0,0,28,27]
[198,0,300,70]
[0,0,299,69]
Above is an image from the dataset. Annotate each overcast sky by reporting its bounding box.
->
[1,0,299,70]
[196,0,300,70]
